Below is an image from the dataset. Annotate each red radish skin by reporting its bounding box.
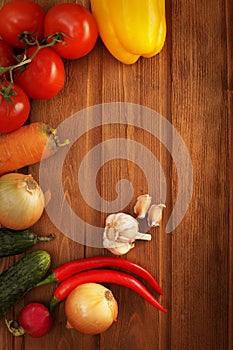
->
[18,302,53,338]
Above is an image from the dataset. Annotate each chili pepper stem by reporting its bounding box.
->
[50,296,60,313]
[36,273,57,286]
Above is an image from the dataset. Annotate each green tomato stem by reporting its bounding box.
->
[0,58,32,75]
[0,32,66,78]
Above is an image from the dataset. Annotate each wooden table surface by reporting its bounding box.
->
[0,0,232,349]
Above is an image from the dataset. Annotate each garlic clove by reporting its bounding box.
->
[105,212,138,230]
[134,194,152,219]
[107,243,135,256]
[103,235,117,250]
[103,232,134,256]
[104,227,119,242]
[147,204,166,227]
[118,227,139,242]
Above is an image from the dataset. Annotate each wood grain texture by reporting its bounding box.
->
[0,0,232,349]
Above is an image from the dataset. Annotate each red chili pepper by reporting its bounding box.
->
[49,269,167,313]
[37,256,162,295]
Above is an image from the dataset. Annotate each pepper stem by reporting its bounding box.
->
[49,296,61,313]
[36,272,57,286]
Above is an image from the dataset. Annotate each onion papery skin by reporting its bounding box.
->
[0,173,45,230]
[65,283,118,335]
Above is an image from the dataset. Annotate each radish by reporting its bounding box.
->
[5,302,53,338]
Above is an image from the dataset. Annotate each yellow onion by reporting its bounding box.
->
[65,283,118,335]
[0,173,45,230]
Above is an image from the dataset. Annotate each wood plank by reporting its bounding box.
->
[226,0,233,349]
[170,1,231,349]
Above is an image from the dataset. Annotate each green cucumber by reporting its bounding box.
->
[0,228,54,257]
[0,250,51,319]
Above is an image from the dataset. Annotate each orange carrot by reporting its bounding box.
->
[0,122,68,175]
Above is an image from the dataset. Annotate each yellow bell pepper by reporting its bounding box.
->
[90,0,166,64]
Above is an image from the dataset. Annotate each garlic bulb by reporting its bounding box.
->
[147,204,166,227]
[134,194,152,219]
[103,213,151,255]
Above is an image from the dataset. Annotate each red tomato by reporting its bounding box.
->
[0,38,16,78]
[0,0,45,48]
[0,81,30,134]
[14,46,65,99]
[44,3,98,59]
